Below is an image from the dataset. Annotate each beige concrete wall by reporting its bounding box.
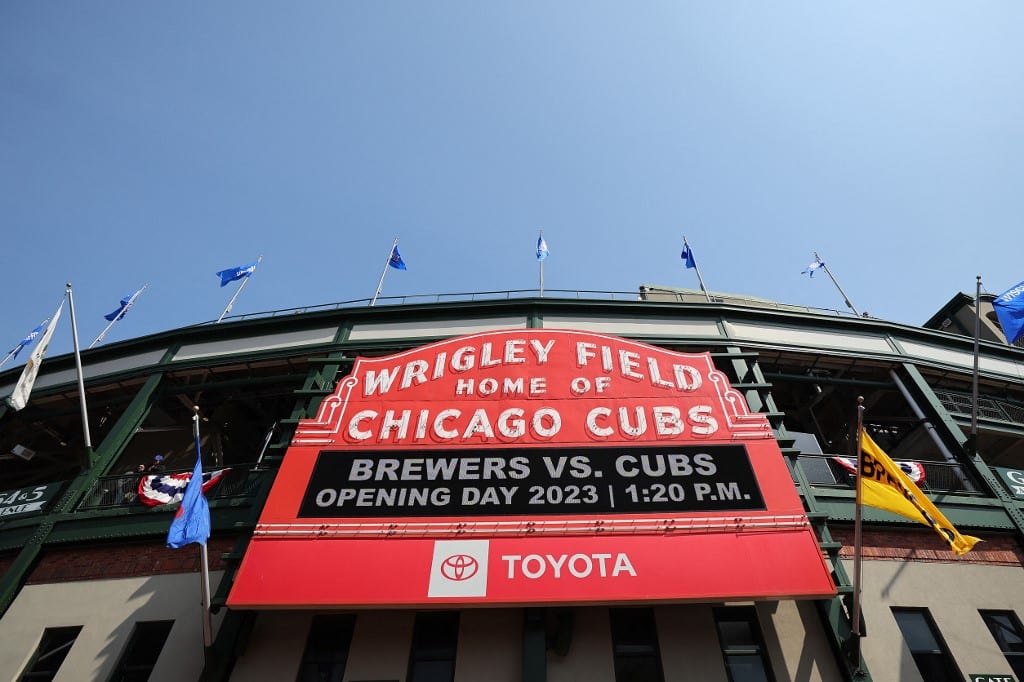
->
[222,601,843,681]
[229,611,313,681]
[230,610,417,682]
[454,609,522,682]
[57,567,1001,682]
[656,603,728,681]
[547,606,615,682]
[657,601,842,682]
[846,558,1024,681]
[757,600,843,681]
[0,572,223,682]
[0,593,839,675]
[344,610,415,682]
[230,608,523,682]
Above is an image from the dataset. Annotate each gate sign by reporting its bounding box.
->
[228,330,835,608]
[994,467,1024,500]
[0,482,62,519]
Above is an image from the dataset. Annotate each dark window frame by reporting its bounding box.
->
[108,620,174,682]
[296,613,356,682]
[891,607,962,682]
[609,607,665,682]
[713,606,775,682]
[20,625,83,682]
[980,609,1024,679]
[406,611,459,682]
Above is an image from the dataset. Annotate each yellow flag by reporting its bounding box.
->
[859,433,980,555]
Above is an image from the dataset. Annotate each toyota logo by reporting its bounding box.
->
[440,554,479,581]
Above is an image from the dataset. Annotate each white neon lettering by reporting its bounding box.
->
[348,410,376,440]
[586,407,613,437]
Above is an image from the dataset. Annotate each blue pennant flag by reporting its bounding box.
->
[167,423,211,548]
[680,243,696,269]
[216,261,259,287]
[537,234,549,261]
[993,280,1024,345]
[7,320,48,360]
[103,287,143,322]
[802,258,825,278]
[389,246,407,270]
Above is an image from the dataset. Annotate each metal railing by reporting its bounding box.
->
[78,464,269,511]
[934,389,1024,426]
[194,288,862,327]
[789,454,984,496]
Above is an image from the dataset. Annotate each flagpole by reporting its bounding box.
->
[66,283,94,467]
[370,238,399,307]
[816,252,861,316]
[539,233,545,298]
[193,407,214,648]
[89,284,148,349]
[683,236,712,303]
[0,318,48,370]
[852,397,865,641]
[200,543,212,647]
[968,275,982,456]
[254,423,276,469]
[217,256,261,323]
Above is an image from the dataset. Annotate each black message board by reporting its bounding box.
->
[299,445,765,518]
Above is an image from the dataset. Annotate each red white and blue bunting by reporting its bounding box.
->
[137,469,231,507]
[833,457,925,485]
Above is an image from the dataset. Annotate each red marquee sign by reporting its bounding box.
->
[228,330,835,608]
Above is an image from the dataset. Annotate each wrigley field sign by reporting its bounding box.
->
[229,329,836,608]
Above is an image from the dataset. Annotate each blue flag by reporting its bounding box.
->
[7,320,48,360]
[166,426,211,548]
[216,261,259,287]
[993,280,1024,345]
[389,246,407,270]
[104,297,131,322]
[680,244,696,269]
[802,258,825,278]
[537,234,549,261]
[103,287,143,322]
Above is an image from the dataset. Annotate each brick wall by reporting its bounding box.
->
[830,527,1024,566]
[26,536,238,584]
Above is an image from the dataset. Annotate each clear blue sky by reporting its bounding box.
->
[2,2,1022,360]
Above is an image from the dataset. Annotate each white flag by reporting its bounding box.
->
[8,300,64,411]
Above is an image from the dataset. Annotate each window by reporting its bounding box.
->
[892,608,962,682]
[296,614,356,682]
[609,607,664,682]
[980,610,1024,678]
[406,611,459,682]
[109,620,174,682]
[713,607,774,682]
[20,626,82,681]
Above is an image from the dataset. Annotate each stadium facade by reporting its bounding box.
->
[0,287,1023,682]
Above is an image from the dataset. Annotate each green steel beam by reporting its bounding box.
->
[720,345,871,681]
[900,363,1024,536]
[152,373,310,397]
[44,507,255,545]
[55,368,170,514]
[0,521,50,617]
[0,357,171,620]
[201,327,354,681]
[0,526,40,553]
[763,372,892,389]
